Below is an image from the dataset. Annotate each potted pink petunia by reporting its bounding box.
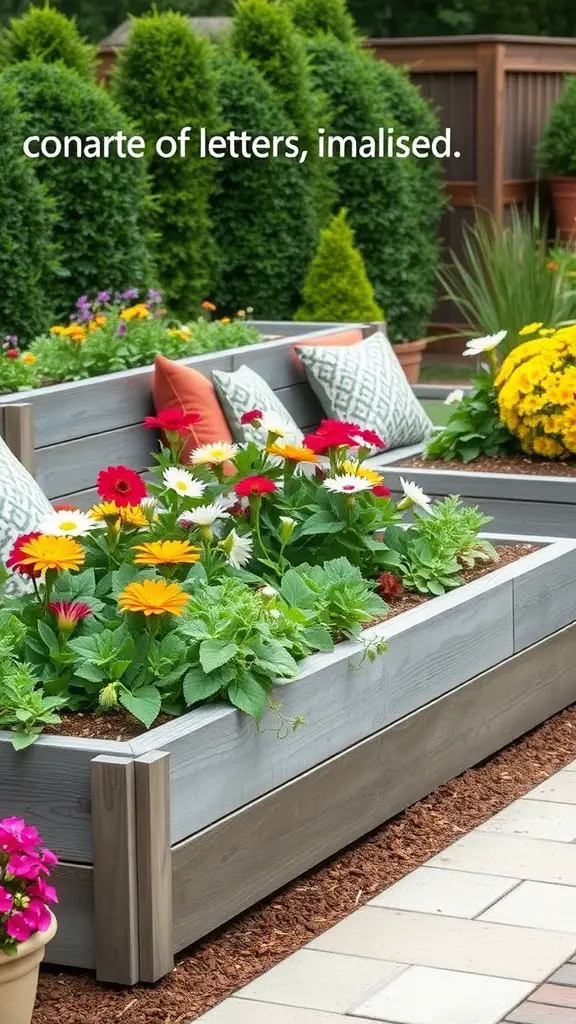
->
[0,817,58,1024]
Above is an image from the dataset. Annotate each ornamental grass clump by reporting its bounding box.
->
[0,816,58,954]
[0,407,496,747]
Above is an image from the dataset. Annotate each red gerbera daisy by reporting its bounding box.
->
[304,425,356,454]
[6,532,42,578]
[48,601,92,633]
[240,409,263,425]
[372,484,392,498]
[352,428,387,450]
[143,408,201,436]
[234,475,277,497]
[96,466,147,507]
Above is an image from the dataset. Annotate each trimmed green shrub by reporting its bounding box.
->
[113,10,220,319]
[278,0,357,49]
[0,4,95,79]
[306,38,432,340]
[1,61,153,318]
[295,209,383,322]
[0,84,57,343]
[211,51,317,318]
[537,76,576,177]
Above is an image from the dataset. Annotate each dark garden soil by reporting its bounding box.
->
[34,700,576,1024]
[46,543,538,743]
[395,453,576,476]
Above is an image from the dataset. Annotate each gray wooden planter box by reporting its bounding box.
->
[2,536,576,984]
[378,384,576,539]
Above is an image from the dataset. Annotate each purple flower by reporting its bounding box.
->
[147,288,162,305]
[120,288,139,301]
[117,320,127,336]
[75,295,90,309]
[96,291,111,304]
[3,335,18,347]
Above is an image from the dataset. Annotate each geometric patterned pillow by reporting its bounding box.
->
[0,435,52,596]
[295,330,433,451]
[212,365,303,445]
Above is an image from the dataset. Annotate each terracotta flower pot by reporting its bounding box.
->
[0,913,57,1024]
[393,339,427,384]
[549,177,576,241]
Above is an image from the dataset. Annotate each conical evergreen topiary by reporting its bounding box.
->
[295,209,383,322]
[0,4,95,79]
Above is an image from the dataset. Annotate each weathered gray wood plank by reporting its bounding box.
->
[134,751,173,983]
[35,425,155,499]
[44,862,95,969]
[379,464,576,505]
[171,622,576,952]
[511,540,576,651]
[0,734,131,862]
[275,382,324,429]
[91,755,139,984]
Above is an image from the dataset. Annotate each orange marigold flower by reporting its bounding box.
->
[133,540,200,566]
[10,534,85,575]
[546,261,558,271]
[267,442,320,464]
[118,579,189,617]
[201,300,217,312]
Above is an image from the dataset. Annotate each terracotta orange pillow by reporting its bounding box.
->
[291,328,364,372]
[152,355,233,463]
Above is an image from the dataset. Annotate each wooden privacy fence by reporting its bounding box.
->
[365,35,576,332]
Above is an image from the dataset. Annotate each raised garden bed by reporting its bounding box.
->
[2,535,576,984]
[375,384,576,538]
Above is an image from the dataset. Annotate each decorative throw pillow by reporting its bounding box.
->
[291,328,364,373]
[295,331,433,450]
[212,365,303,444]
[153,355,234,462]
[0,435,53,597]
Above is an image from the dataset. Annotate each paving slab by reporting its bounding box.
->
[349,965,533,1024]
[369,868,520,918]
[505,1004,576,1022]
[309,908,576,982]
[194,999,352,1023]
[527,985,576,1008]
[234,950,406,1014]
[480,881,576,933]
[428,831,576,885]
[548,964,576,986]
[524,774,576,806]
[478,801,576,843]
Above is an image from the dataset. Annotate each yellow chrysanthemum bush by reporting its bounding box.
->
[496,324,576,458]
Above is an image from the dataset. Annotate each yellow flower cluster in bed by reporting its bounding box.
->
[496,325,576,458]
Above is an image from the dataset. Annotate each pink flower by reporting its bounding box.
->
[0,885,13,914]
[240,409,262,425]
[0,817,40,854]
[5,912,33,943]
[22,897,52,933]
[7,853,43,880]
[29,878,58,905]
[40,848,58,868]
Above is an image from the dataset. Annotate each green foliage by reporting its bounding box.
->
[279,0,357,44]
[425,372,518,462]
[411,496,497,569]
[538,76,576,178]
[0,614,64,749]
[211,51,318,318]
[347,0,575,38]
[438,207,576,350]
[112,11,220,319]
[307,38,434,341]
[295,208,383,322]
[0,4,95,78]
[0,84,57,343]
[278,557,387,638]
[1,61,153,318]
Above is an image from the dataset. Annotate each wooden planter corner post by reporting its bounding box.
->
[90,752,173,985]
[0,403,35,476]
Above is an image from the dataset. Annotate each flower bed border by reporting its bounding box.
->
[378,384,576,538]
[1,535,576,983]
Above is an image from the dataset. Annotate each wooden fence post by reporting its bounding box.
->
[91,755,139,984]
[134,750,174,982]
[2,403,36,477]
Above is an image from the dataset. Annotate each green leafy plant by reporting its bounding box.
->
[0,4,95,78]
[0,84,57,344]
[1,61,154,318]
[411,496,497,569]
[0,615,65,749]
[279,0,357,44]
[425,371,518,462]
[537,75,576,177]
[279,557,387,638]
[438,206,576,349]
[295,208,383,322]
[113,11,220,320]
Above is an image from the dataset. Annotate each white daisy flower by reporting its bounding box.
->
[399,477,431,512]
[39,509,98,537]
[222,528,253,569]
[444,388,465,405]
[323,474,373,494]
[177,500,230,528]
[163,466,205,498]
[259,585,278,599]
[463,330,507,357]
[190,441,239,466]
[261,411,298,439]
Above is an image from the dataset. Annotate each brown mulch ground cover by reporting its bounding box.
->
[395,453,576,477]
[35,702,576,1024]
[47,544,537,743]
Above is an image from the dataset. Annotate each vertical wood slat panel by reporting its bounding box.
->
[91,755,139,984]
[134,751,174,983]
[476,42,505,220]
[2,403,35,476]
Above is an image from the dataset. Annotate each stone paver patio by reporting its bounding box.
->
[194,758,576,1024]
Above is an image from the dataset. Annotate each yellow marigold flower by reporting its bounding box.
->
[533,436,564,458]
[133,540,200,566]
[49,325,67,336]
[90,501,122,521]
[118,579,189,617]
[15,534,85,574]
[539,328,555,336]
[21,352,37,365]
[219,317,231,324]
[89,501,148,527]
[342,459,383,485]
[94,314,107,327]
[166,328,191,342]
[519,322,544,336]
[267,441,320,464]
[236,309,246,318]
[121,303,150,321]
